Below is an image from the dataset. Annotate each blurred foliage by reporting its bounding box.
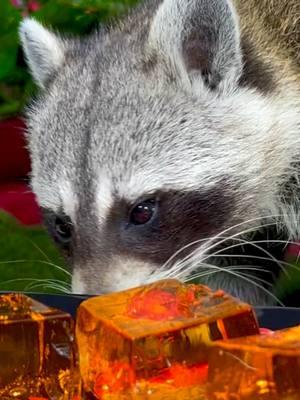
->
[0,0,138,119]
[0,212,69,294]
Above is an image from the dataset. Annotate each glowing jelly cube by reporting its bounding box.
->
[207,325,300,400]
[76,279,259,399]
[0,293,79,399]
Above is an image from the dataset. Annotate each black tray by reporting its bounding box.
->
[23,293,300,331]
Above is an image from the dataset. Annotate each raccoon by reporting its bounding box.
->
[19,0,300,305]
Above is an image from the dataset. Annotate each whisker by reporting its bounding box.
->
[218,253,300,277]
[24,278,71,287]
[0,260,71,277]
[157,215,282,275]
[25,283,71,294]
[154,213,299,291]
[234,271,274,288]
[185,269,273,288]
[172,220,281,277]
[197,236,286,279]
[159,228,283,280]
[207,239,289,278]
[0,278,71,296]
[0,278,49,287]
[181,262,284,306]
[27,284,71,293]
[24,279,71,293]
[211,253,297,273]
[24,237,52,262]
[187,266,273,280]
[223,351,257,371]
[184,268,230,282]
[188,215,285,258]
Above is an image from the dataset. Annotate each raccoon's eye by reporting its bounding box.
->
[54,216,72,244]
[130,199,156,225]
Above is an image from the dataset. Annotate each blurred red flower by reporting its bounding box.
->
[10,0,40,13]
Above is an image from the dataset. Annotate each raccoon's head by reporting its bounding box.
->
[19,0,299,304]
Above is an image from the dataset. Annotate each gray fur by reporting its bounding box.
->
[20,0,300,305]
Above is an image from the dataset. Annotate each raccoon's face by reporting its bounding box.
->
[20,0,299,304]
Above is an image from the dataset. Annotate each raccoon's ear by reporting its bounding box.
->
[148,0,242,93]
[19,19,65,89]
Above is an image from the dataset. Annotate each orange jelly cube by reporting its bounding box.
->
[207,325,300,400]
[0,293,79,399]
[76,279,259,399]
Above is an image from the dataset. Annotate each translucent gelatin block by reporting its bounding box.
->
[207,325,300,400]
[0,293,80,400]
[76,279,259,399]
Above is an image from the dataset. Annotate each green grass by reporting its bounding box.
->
[0,211,70,294]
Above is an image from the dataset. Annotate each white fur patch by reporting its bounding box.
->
[31,179,78,220]
[95,178,113,224]
[60,181,78,221]
[72,269,86,294]
[30,180,61,213]
[19,18,64,88]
